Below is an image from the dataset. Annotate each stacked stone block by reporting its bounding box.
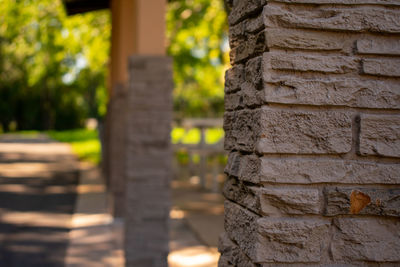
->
[220,0,400,266]
[124,56,173,267]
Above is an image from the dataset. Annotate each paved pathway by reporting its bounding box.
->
[0,134,79,266]
[169,181,224,267]
[0,134,224,267]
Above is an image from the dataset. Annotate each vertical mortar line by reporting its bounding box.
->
[354,113,361,157]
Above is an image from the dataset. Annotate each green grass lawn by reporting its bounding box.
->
[171,127,224,145]
[47,129,101,164]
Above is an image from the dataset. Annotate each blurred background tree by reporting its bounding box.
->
[0,0,229,132]
[167,0,230,119]
[0,0,110,131]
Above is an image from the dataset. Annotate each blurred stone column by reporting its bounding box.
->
[124,55,172,267]
[107,84,128,217]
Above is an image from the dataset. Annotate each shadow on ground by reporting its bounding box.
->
[0,135,79,267]
[0,134,224,267]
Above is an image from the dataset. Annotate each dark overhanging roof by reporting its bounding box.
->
[62,0,110,15]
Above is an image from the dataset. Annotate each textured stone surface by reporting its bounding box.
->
[124,56,172,267]
[230,31,266,63]
[359,115,400,158]
[325,187,400,217]
[356,38,400,55]
[229,16,265,49]
[257,218,330,263]
[264,29,347,51]
[225,152,262,183]
[225,152,241,178]
[362,58,400,77]
[245,56,263,88]
[225,65,244,93]
[263,77,400,109]
[218,232,256,267]
[331,218,400,262]
[223,177,260,213]
[238,154,261,183]
[225,84,263,112]
[228,0,266,25]
[224,109,261,152]
[263,5,400,33]
[256,107,352,154]
[225,108,353,154]
[264,52,359,74]
[240,82,263,108]
[224,200,260,261]
[222,0,400,265]
[224,91,243,111]
[260,158,400,184]
[260,187,321,215]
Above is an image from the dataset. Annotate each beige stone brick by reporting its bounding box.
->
[229,21,246,49]
[245,56,263,87]
[229,16,265,49]
[260,158,400,184]
[223,177,261,213]
[225,152,241,178]
[324,187,400,217]
[256,218,330,263]
[263,5,400,33]
[263,77,400,109]
[260,187,321,215]
[359,115,400,158]
[230,31,266,63]
[256,107,352,154]
[224,200,260,261]
[362,58,400,77]
[265,29,346,51]
[264,52,359,74]
[218,232,256,267]
[225,65,244,93]
[228,0,266,25]
[240,82,263,108]
[331,218,400,262]
[356,38,400,56]
[225,152,261,183]
[224,91,243,111]
[224,109,261,152]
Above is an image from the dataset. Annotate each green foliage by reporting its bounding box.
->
[167,0,230,119]
[0,0,110,131]
[0,0,228,132]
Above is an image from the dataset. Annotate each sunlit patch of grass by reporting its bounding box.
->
[69,139,101,164]
[47,129,101,164]
[205,128,224,144]
[171,128,224,145]
[47,129,98,143]
[21,127,225,166]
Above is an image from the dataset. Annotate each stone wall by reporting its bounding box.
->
[124,56,173,267]
[220,0,400,266]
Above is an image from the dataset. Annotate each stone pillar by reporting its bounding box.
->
[107,85,128,217]
[124,56,172,267]
[108,0,167,217]
[220,0,400,266]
